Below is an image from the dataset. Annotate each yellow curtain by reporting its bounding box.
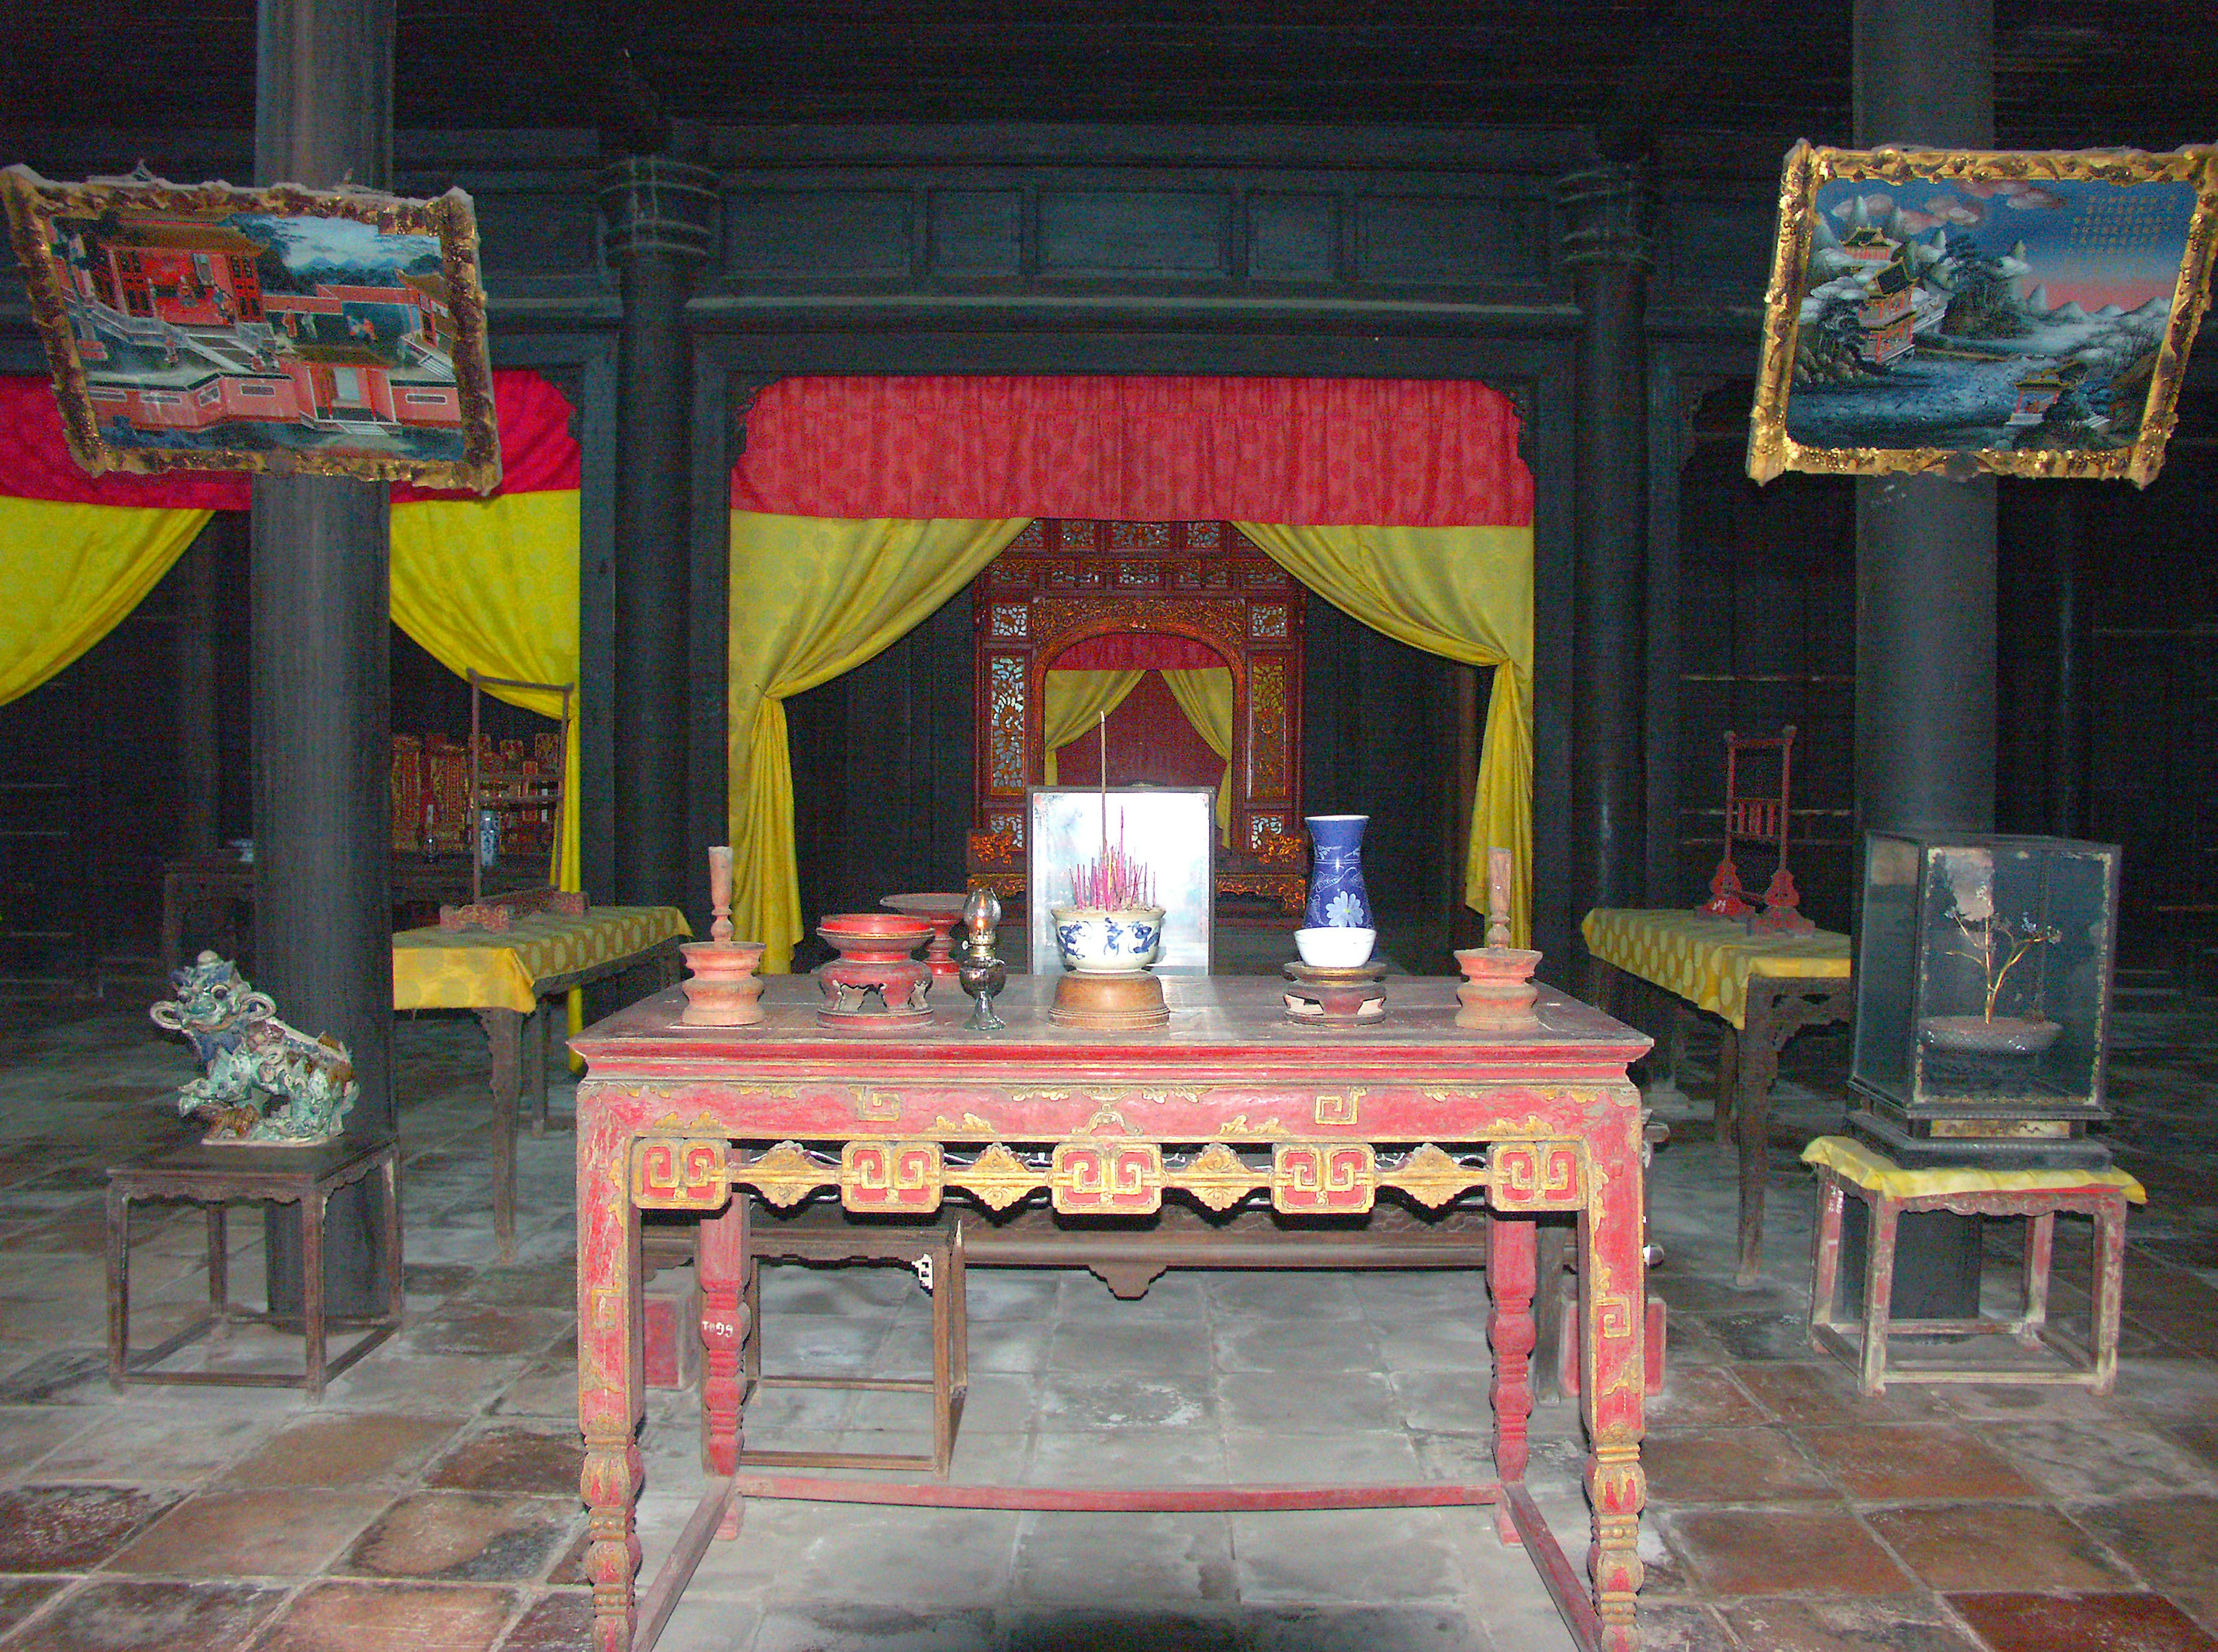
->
[729,512,1033,972]
[1234,523,1534,947]
[391,490,585,1046]
[0,499,210,706]
[1041,669,1144,785]
[390,492,582,896]
[1158,667,1234,844]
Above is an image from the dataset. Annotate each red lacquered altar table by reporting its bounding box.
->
[571,974,1653,1652]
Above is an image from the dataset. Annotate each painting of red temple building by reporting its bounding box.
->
[2,169,497,490]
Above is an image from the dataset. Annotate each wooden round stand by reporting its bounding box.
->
[881,892,967,981]
[816,915,936,1032]
[1453,946,1542,1030]
[1050,970,1169,1030]
[1282,960,1389,1024]
[680,940,767,1026]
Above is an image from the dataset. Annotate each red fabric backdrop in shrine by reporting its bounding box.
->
[728,375,1532,526]
[1056,671,1227,796]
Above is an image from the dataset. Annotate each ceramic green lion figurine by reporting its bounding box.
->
[149,952,358,1145]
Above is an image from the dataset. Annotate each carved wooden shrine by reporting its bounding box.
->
[968,520,1308,914]
[572,975,1654,1652]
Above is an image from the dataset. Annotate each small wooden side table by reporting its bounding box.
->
[1803,1136,2146,1395]
[106,1136,403,1402]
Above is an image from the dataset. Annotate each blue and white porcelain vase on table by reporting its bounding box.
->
[1303,814,1372,929]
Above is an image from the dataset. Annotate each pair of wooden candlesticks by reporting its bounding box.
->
[1453,846,1541,1031]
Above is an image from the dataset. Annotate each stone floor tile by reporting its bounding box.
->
[1220,1369,1405,1436]
[1714,1596,1987,1651]
[1008,1510,1233,1606]
[1035,1371,1217,1431]
[1860,1502,2137,1594]
[1219,1426,1423,1485]
[0,1578,286,1652]
[221,1413,467,1490]
[1241,1605,1487,1651]
[0,1353,111,1408]
[248,1580,519,1652]
[0,1408,99,1485]
[1729,1361,1953,1426]
[1629,1602,1741,1652]
[2169,1419,2218,1477]
[1945,1591,2218,1652]
[1206,1271,1361,1322]
[1642,1427,1836,1505]
[1026,1426,1225,1488]
[1227,1509,1469,1605]
[1983,1419,2218,1501]
[1214,1315,1387,1374]
[396,1305,572,1361]
[767,1508,1021,1608]
[489,1353,578,1418]
[745,1604,988,1652]
[336,1490,577,1583]
[1048,1320,1214,1375]
[1662,1508,1916,1597]
[422,1424,584,1497]
[1791,1422,2040,1502]
[491,1589,591,1651]
[101,1487,390,1577]
[2070,1496,2218,1619]
[1054,1273,1212,1324]
[28,1406,277,1487]
[0,1577,70,1638]
[322,1352,531,1413]
[0,1487,185,1572]
[1644,1364,1774,1433]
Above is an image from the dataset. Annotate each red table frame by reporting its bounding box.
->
[571,975,1653,1652]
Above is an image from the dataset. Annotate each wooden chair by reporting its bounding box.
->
[1700,725,1813,935]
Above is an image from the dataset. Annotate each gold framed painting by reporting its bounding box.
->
[1,168,500,492]
[1747,143,2218,488]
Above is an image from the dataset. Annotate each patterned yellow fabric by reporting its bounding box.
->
[1581,906,1852,1030]
[392,906,690,1013]
[1803,1136,2146,1204]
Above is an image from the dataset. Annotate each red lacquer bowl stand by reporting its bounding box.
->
[816,914,935,1030]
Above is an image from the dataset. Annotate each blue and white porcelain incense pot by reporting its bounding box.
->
[1051,905,1167,974]
[1303,814,1372,929]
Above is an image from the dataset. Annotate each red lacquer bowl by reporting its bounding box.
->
[817,913,935,965]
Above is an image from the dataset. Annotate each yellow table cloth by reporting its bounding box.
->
[1802,1136,2145,1204]
[1581,907,1851,1030]
[392,905,691,1013]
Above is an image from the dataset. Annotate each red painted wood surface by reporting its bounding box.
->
[572,975,1652,1652]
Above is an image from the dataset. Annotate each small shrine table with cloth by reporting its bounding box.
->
[1581,907,1854,1285]
[162,853,544,973]
[393,905,688,1259]
[570,973,1654,1652]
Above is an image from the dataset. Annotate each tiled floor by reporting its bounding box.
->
[0,977,2214,1651]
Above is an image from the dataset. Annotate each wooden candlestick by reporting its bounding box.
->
[1454,945,1542,1031]
[1486,846,1513,950]
[707,845,734,943]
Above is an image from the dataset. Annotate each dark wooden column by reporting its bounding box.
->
[1852,0,1998,843]
[2049,491,2089,836]
[1557,162,1656,931]
[597,157,718,907]
[1847,0,1998,1321]
[252,0,396,1316]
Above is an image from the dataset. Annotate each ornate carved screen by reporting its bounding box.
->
[968,520,1307,913]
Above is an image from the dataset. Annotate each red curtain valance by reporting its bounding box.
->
[1051,632,1228,672]
[729,375,1532,527]
[0,370,581,507]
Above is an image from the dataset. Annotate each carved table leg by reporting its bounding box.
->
[698,1194,749,1539]
[302,1188,328,1402]
[577,1104,644,1652]
[525,1003,552,1137]
[478,1008,522,1262]
[1486,1211,1537,1546]
[1584,1097,1648,1652]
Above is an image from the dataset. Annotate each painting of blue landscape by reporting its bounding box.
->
[1783,167,2199,457]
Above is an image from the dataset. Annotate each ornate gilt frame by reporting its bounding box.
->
[2,168,500,492]
[1748,143,2218,488]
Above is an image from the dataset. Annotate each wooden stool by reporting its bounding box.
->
[107,1136,403,1402]
[736,1207,969,1478]
[1803,1136,2145,1396]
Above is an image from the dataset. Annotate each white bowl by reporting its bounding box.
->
[1051,906,1167,974]
[1295,927,1375,968]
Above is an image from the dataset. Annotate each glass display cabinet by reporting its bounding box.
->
[1851,832,2121,1138]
